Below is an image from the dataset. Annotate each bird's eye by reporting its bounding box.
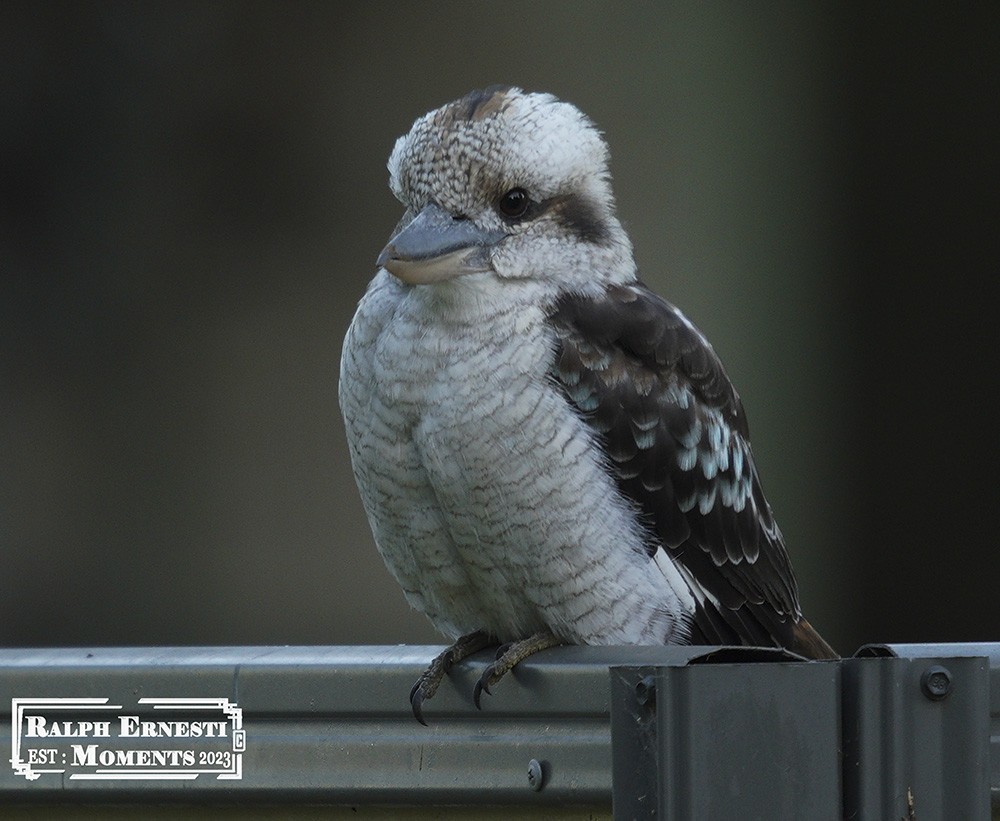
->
[497,188,531,220]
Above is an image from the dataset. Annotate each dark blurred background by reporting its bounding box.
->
[2,3,997,655]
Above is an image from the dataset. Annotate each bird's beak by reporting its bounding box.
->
[376,203,508,285]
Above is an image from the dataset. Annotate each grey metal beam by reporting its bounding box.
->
[610,650,842,820]
[2,643,999,818]
[610,643,1000,820]
[0,644,698,808]
[849,643,999,820]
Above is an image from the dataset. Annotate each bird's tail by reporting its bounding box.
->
[790,618,839,660]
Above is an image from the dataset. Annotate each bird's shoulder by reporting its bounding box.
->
[548,281,747,434]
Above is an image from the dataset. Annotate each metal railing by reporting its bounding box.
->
[1,643,997,819]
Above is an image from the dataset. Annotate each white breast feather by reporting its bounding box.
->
[340,271,691,645]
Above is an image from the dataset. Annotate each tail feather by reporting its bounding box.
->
[790,618,839,660]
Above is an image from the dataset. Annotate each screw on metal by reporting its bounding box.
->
[920,664,952,701]
[635,674,657,717]
[527,758,544,791]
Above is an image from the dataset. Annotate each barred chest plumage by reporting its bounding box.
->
[340,270,690,647]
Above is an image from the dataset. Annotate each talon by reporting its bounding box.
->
[473,670,493,710]
[409,666,439,726]
[407,629,494,725]
[469,631,563,710]
[410,686,428,726]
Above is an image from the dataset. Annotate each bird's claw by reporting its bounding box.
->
[410,631,560,720]
[407,630,494,725]
[471,640,522,707]
[409,671,437,726]
[410,691,428,726]
[473,631,562,710]
[473,664,499,710]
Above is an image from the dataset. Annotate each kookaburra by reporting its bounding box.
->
[340,86,836,723]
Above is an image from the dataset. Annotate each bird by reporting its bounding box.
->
[339,86,837,724]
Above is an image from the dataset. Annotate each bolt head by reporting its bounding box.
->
[921,665,952,701]
[635,674,657,713]
[527,758,544,791]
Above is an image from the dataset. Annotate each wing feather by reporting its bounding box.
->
[548,281,825,654]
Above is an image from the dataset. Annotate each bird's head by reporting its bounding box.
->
[378,87,636,295]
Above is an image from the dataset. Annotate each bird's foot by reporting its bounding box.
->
[409,629,493,725]
[473,631,562,709]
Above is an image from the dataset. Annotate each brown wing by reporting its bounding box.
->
[549,282,833,656]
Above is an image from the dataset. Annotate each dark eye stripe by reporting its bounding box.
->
[549,193,611,245]
[494,188,611,246]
